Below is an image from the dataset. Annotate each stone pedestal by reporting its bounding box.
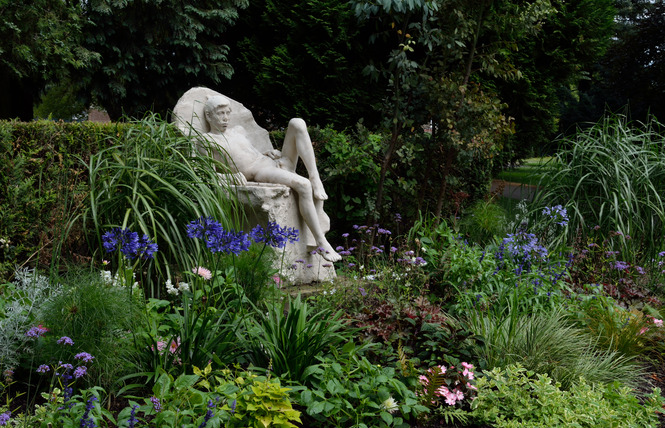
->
[173,87,337,284]
[233,183,336,284]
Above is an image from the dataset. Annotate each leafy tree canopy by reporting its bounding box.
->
[0,0,96,120]
[77,0,249,120]
[226,0,381,130]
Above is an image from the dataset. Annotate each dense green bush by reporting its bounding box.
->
[470,364,663,427]
[0,120,124,282]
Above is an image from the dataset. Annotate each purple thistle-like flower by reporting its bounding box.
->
[25,325,48,338]
[0,411,11,426]
[250,222,299,248]
[359,287,367,297]
[342,233,349,238]
[57,336,74,346]
[74,366,87,379]
[75,352,95,364]
[36,364,50,374]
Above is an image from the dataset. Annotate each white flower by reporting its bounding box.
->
[100,270,113,286]
[166,279,179,296]
[178,282,190,292]
[380,397,399,414]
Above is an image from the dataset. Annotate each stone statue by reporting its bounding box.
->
[172,87,341,277]
[201,95,341,262]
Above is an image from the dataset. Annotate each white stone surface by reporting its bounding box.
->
[172,87,337,284]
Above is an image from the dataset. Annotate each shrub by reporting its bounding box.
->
[0,120,121,281]
[470,364,664,427]
[35,269,142,392]
[298,342,427,427]
[0,268,61,373]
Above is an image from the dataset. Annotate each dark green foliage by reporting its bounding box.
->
[0,120,122,282]
[497,0,615,160]
[310,125,382,228]
[0,1,97,120]
[227,0,380,129]
[459,199,507,245]
[77,0,249,120]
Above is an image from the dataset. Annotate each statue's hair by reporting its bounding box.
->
[204,95,231,117]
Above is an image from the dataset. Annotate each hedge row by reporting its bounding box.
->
[0,120,131,282]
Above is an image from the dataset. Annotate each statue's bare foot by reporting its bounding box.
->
[311,177,328,200]
[318,242,342,262]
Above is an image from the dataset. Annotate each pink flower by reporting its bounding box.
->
[653,318,663,327]
[193,266,212,280]
[639,327,649,335]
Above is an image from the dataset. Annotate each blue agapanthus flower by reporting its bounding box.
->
[542,205,569,227]
[187,217,251,255]
[102,228,158,259]
[502,231,548,264]
[250,222,299,249]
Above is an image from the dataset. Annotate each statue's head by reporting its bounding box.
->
[204,95,232,133]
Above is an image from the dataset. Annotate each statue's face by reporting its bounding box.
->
[206,105,231,133]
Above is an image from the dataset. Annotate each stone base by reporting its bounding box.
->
[233,183,336,284]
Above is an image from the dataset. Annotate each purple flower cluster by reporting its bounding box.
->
[198,400,216,428]
[0,411,10,426]
[25,325,48,338]
[150,396,162,413]
[102,228,158,260]
[542,205,569,227]
[250,222,299,248]
[127,405,139,428]
[57,336,74,346]
[187,217,251,255]
[75,352,95,364]
[502,232,548,264]
[612,260,630,271]
[80,396,98,428]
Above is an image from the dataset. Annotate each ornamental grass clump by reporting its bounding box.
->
[82,114,246,297]
[533,113,665,265]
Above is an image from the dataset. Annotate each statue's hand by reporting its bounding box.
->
[264,149,282,160]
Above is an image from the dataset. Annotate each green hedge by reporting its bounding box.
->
[0,120,129,282]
